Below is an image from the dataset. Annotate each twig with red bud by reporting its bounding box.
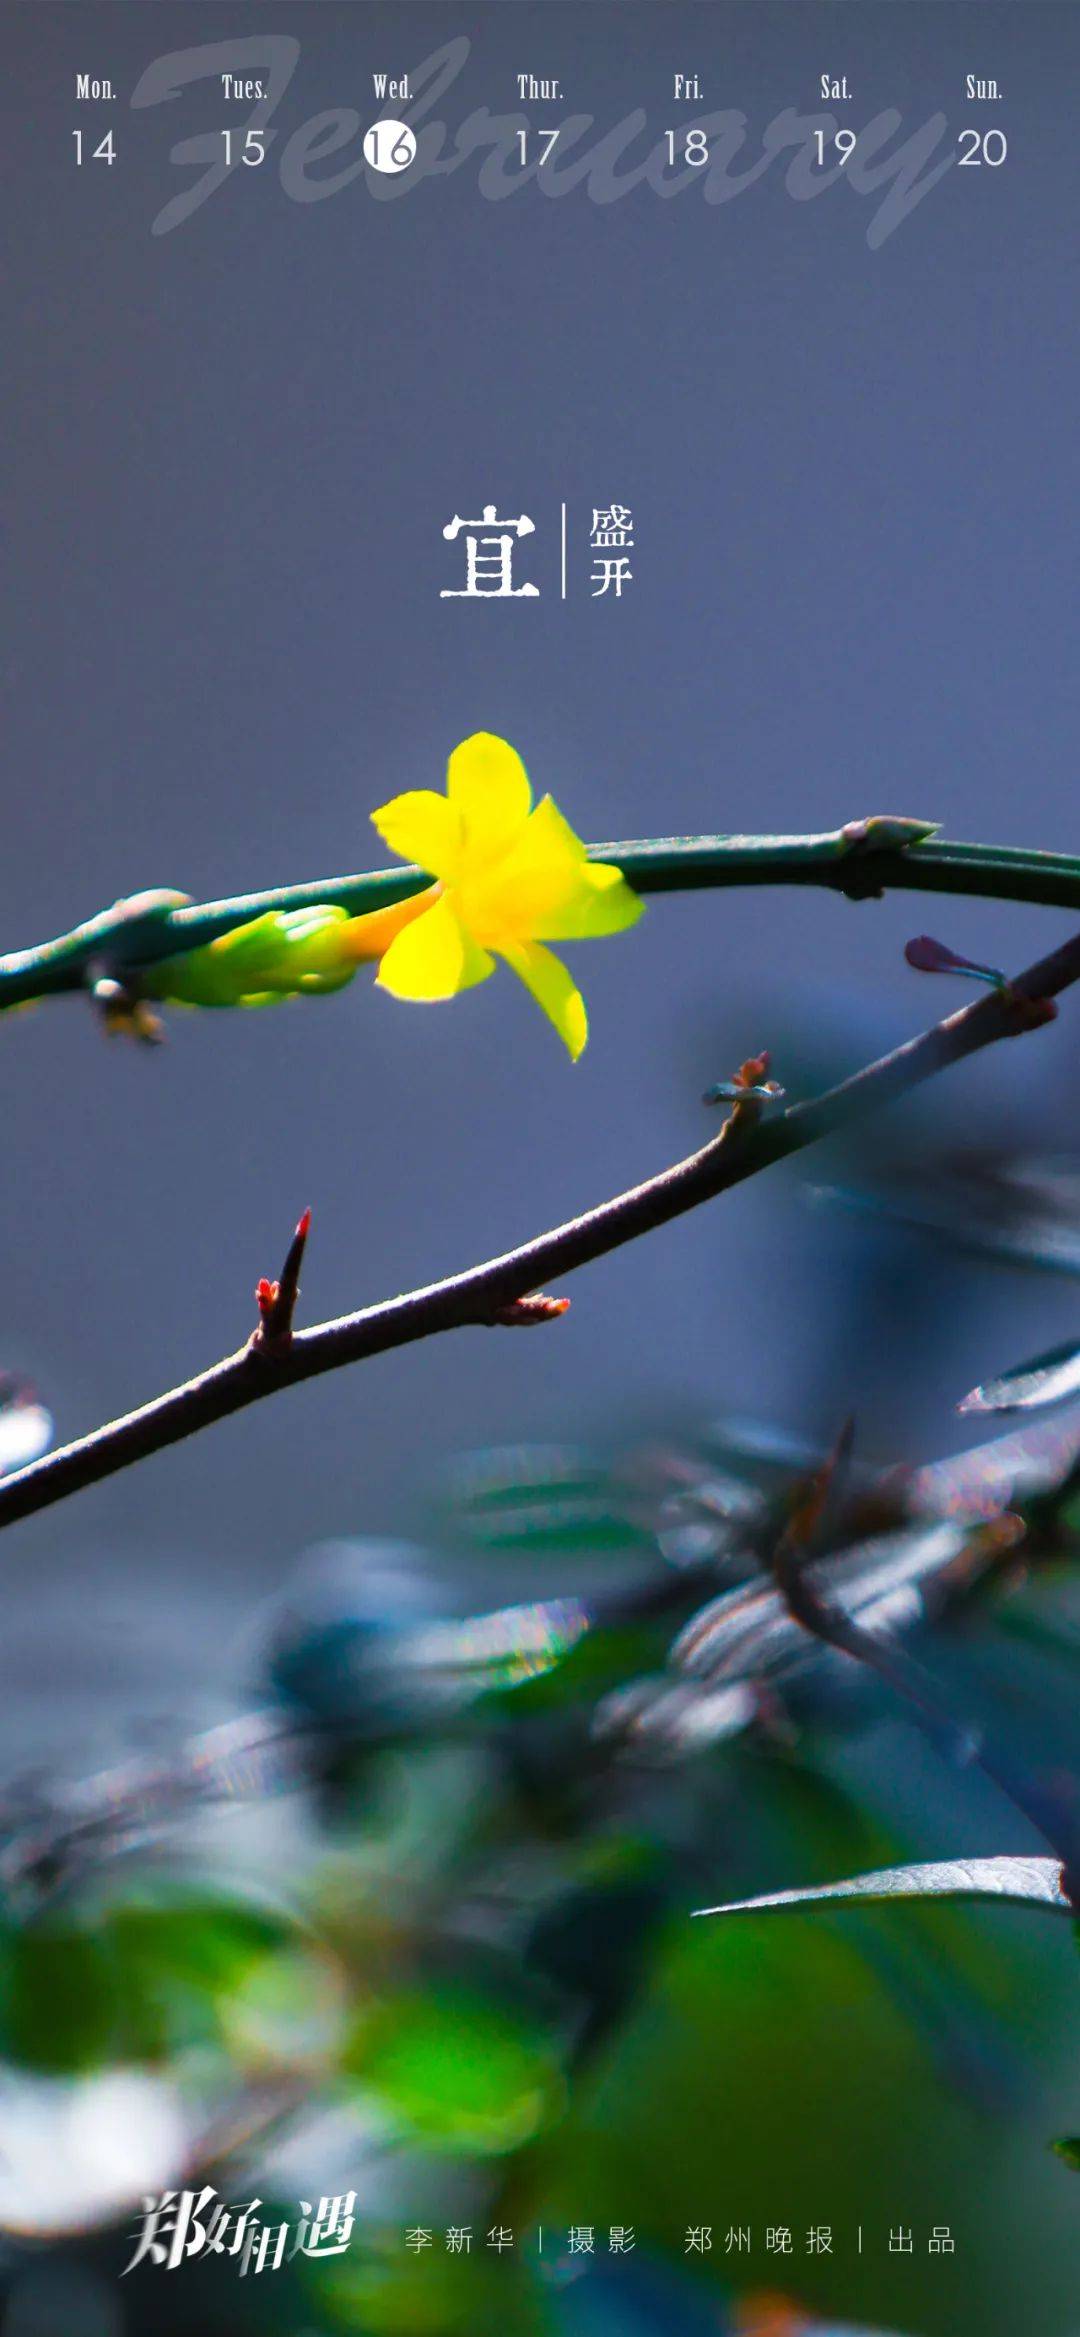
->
[1,923,1079,1541]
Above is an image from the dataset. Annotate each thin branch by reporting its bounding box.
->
[0,926,1077,1541]
[5,828,1080,1012]
[772,1439,1080,1883]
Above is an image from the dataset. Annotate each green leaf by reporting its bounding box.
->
[0,1920,123,2073]
[1052,2136,1080,2172]
[694,1855,1074,1922]
[102,1882,305,2059]
[314,2236,556,2337]
[959,1339,1080,1416]
[347,1987,561,2155]
[0,1879,312,2072]
[445,1445,647,1554]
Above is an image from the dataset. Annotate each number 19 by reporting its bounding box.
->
[813,129,857,166]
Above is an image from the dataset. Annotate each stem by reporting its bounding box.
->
[774,1528,1080,1877]
[4,830,1080,1012]
[0,925,1076,1540]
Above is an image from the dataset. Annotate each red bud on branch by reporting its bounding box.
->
[704,1048,785,1114]
[252,1209,312,1353]
[493,1294,571,1327]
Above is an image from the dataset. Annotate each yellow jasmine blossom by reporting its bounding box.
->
[343,732,643,1059]
[148,734,642,1058]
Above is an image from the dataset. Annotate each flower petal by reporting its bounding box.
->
[517,791,589,863]
[485,796,643,941]
[371,790,462,881]
[339,886,442,965]
[377,893,495,1001]
[446,734,532,861]
[533,861,644,942]
[498,940,588,1060]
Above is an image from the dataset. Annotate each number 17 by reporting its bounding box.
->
[517,130,560,166]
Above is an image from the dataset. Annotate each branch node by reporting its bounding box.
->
[87,962,164,1046]
[251,1208,312,1356]
[703,1049,784,1126]
[1003,988,1058,1034]
[107,887,192,924]
[841,816,940,852]
[491,1293,570,1328]
[836,816,940,901]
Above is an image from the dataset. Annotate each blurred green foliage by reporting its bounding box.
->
[0,1418,1076,2337]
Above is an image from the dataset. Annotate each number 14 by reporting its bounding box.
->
[72,130,115,164]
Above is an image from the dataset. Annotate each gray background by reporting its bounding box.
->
[2,0,1078,1755]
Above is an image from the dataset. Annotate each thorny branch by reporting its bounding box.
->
[0,924,1077,1541]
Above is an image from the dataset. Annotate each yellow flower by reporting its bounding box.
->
[342,732,643,1059]
[146,733,642,1058]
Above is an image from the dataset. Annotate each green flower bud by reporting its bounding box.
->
[148,907,356,1009]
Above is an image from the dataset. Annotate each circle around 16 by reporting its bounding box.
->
[363,120,417,175]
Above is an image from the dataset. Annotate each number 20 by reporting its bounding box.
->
[958,128,1007,165]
